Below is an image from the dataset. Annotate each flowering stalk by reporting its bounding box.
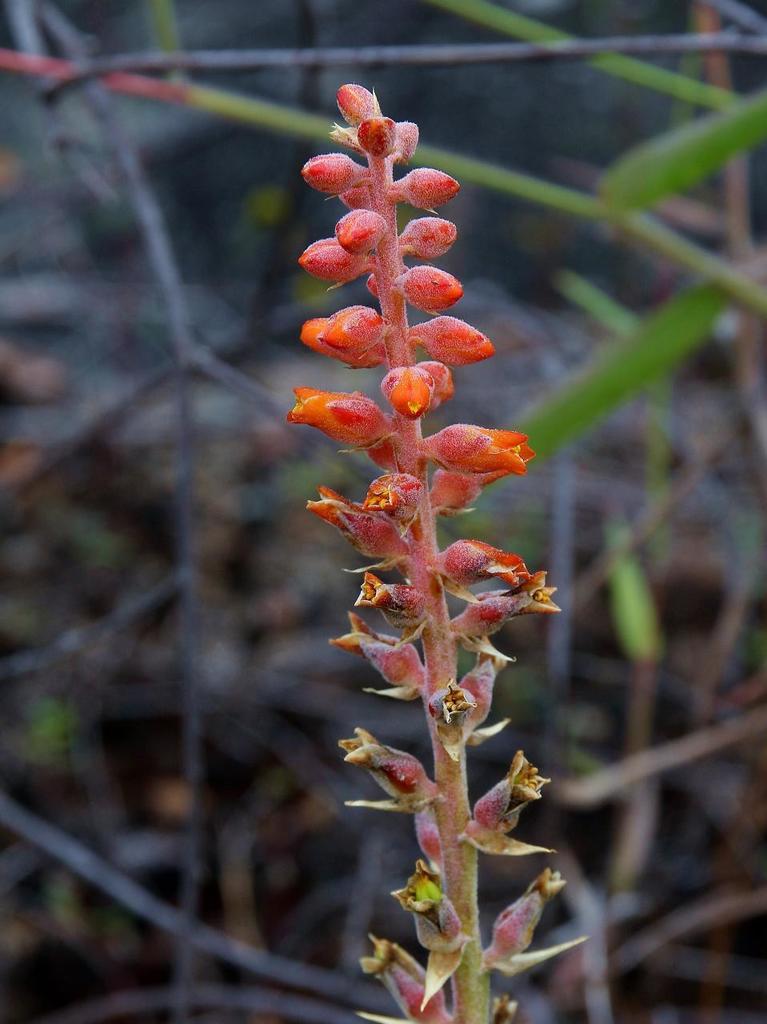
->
[290,84,584,1023]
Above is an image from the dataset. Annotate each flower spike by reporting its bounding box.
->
[293,85,568,1020]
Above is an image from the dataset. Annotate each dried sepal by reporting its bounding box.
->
[428,681,477,762]
[487,935,587,977]
[355,572,426,635]
[492,995,519,1024]
[422,946,466,1010]
[392,860,465,954]
[466,718,511,747]
[360,935,451,1024]
[340,727,437,812]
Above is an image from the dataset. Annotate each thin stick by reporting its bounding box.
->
[34,31,767,97]
[0,576,179,681]
[611,885,767,973]
[0,787,386,1010]
[38,7,203,1019]
[28,984,362,1024]
[703,0,767,34]
[558,702,767,808]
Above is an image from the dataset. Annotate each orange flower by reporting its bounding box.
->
[287,387,390,447]
[423,424,534,477]
[381,366,434,419]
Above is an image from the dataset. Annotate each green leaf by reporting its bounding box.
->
[607,525,662,663]
[602,87,767,211]
[555,270,639,335]
[520,284,726,460]
[420,0,732,110]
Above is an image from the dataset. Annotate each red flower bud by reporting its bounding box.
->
[300,311,385,368]
[331,612,425,694]
[409,316,495,366]
[429,469,484,515]
[340,728,437,809]
[473,751,549,834]
[301,153,366,195]
[307,486,408,561]
[416,361,454,409]
[423,424,535,477]
[394,121,420,164]
[393,168,460,209]
[335,209,387,254]
[366,272,379,298]
[355,571,426,632]
[336,83,379,125]
[363,472,423,529]
[322,304,385,351]
[298,237,370,283]
[459,655,502,730]
[382,366,435,419]
[450,575,559,640]
[358,116,397,157]
[415,810,442,865]
[361,936,451,1024]
[401,266,463,313]
[287,387,390,448]
[439,540,531,588]
[483,869,566,969]
[339,184,371,209]
[400,217,457,260]
[401,264,460,311]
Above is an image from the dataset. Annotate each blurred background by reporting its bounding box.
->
[1,1,767,1022]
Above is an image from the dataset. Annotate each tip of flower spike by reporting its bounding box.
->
[337,83,379,125]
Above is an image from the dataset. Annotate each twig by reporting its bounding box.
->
[0,787,386,1010]
[30,31,767,97]
[703,0,767,34]
[611,885,767,973]
[37,5,203,1018]
[27,983,362,1024]
[574,434,731,606]
[0,576,179,681]
[558,703,767,807]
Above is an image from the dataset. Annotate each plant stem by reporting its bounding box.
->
[366,150,488,1024]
